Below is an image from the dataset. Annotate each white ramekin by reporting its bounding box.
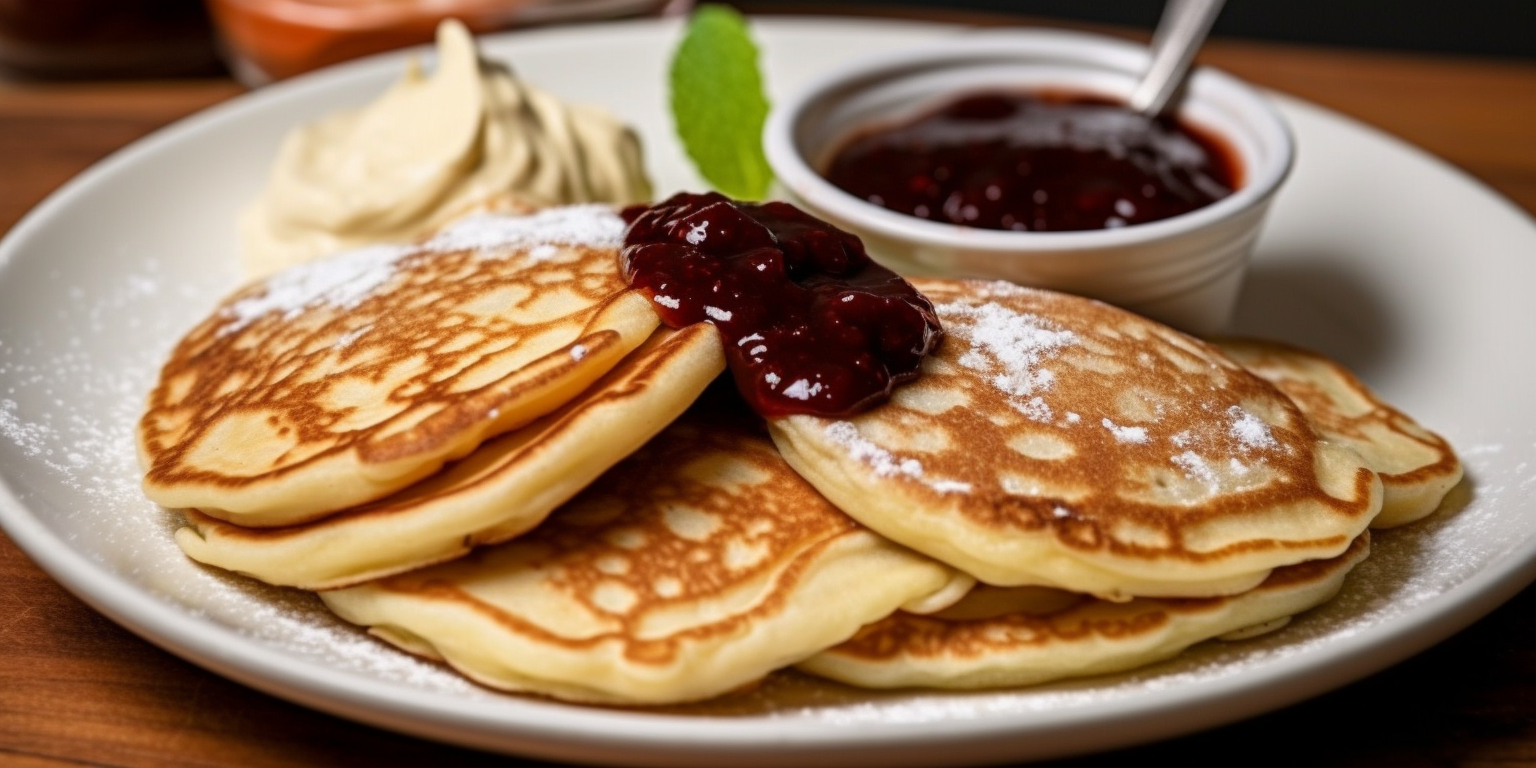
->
[764,28,1294,335]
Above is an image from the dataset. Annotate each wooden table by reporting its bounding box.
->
[3,9,1536,767]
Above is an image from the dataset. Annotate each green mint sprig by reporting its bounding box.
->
[669,5,774,200]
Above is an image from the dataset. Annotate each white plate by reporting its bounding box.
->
[2,17,1534,768]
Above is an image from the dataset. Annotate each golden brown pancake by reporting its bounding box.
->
[800,532,1369,690]
[139,206,659,527]
[770,279,1383,600]
[320,397,971,705]
[175,323,726,589]
[1216,338,1462,527]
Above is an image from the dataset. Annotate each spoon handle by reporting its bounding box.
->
[1129,0,1227,117]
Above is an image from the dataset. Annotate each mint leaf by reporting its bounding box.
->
[669,5,773,200]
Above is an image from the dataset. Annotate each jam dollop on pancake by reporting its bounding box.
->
[622,192,942,418]
[771,279,1383,600]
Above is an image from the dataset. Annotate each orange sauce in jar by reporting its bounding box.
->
[205,0,662,83]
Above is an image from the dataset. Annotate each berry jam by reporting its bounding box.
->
[824,91,1240,232]
[622,192,942,418]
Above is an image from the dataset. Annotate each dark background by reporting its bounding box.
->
[751,0,1536,60]
[4,0,1530,82]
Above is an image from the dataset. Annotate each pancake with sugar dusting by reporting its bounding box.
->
[139,205,659,527]
[321,398,971,705]
[770,279,1382,600]
[175,324,725,589]
[1217,338,1462,528]
[800,532,1369,690]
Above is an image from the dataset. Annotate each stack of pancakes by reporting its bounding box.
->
[138,204,1462,705]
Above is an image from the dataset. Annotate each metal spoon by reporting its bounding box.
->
[1128,0,1228,117]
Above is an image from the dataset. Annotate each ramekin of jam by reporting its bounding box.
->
[764,29,1293,335]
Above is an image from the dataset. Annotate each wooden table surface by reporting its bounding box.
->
[3,8,1536,768]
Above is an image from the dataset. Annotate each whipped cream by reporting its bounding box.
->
[240,19,652,278]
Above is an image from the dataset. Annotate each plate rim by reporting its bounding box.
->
[2,14,1535,766]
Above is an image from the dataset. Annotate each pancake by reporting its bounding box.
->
[320,398,972,705]
[175,323,726,590]
[799,532,1369,690]
[770,279,1382,600]
[139,205,660,527]
[1216,338,1462,528]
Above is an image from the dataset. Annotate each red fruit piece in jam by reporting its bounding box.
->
[621,191,942,418]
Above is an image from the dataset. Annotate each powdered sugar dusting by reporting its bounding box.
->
[929,479,975,494]
[334,323,372,349]
[223,243,409,334]
[783,379,823,401]
[1228,405,1278,450]
[0,398,51,457]
[825,421,922,480]
[422,205,625,256]
[1102,418,1149,444]
[939,300,1077,401]
[1020,396,1053,423]
[1172,450,1216,485]
[822,421,969,494]
[219,207,626,335]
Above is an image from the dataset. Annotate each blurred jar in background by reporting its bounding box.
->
[205,0,676,86]
[0,0,220,79]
